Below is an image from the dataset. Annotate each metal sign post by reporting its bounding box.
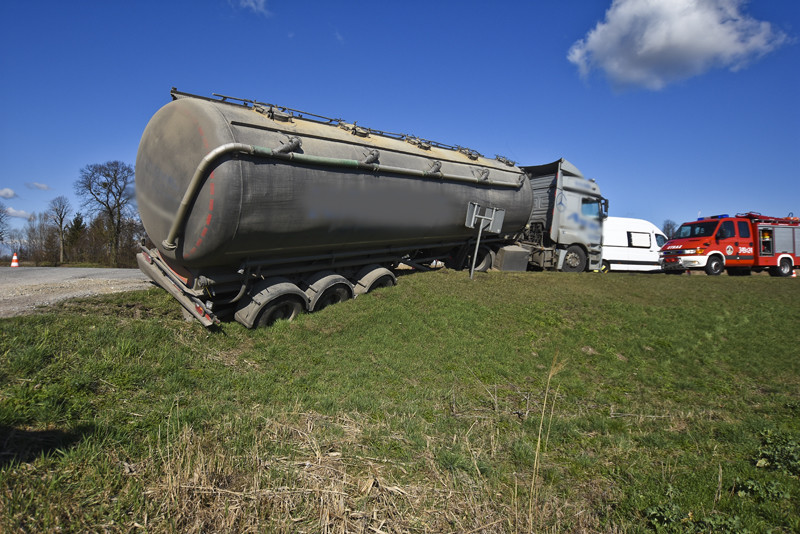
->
[465,202,505,279]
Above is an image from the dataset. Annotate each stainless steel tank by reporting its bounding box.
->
[136,91,533,269]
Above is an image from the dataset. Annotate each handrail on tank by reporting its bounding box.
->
[161,143,525,251]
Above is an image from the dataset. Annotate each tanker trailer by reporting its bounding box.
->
[135,89,603,328]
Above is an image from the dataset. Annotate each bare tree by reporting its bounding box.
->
[662,219,678,239]
[74,161,135,267]
[6,228,24,257]
[25,212,58,266]
[47,195,72,264]
[0,201,8,243]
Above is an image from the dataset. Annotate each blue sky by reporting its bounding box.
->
[2,0,798,236]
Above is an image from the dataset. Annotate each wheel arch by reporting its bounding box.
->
[234,277,309,328]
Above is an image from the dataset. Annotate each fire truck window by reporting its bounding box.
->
[628,232,651,248]
[685,221,718,237]
[720,221,735,238]
[737,221,751,239]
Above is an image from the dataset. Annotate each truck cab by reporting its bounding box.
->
[521,159,608,272]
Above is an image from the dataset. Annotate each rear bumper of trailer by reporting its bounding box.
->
[137,249,218,327]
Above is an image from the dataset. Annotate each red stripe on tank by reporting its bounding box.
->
[183,156,216,259]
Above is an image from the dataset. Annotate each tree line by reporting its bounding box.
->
[1,161,145,268]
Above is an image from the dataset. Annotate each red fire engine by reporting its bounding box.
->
[659,212,799,276]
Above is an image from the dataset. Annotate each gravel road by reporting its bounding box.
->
[0,267,152,318]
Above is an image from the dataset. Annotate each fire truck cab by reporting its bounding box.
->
[659,213,799,276]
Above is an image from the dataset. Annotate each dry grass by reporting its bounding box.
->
[135,409,590,533]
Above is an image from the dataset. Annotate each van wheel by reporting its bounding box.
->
[704,256,724,276]
[561,246,587,272]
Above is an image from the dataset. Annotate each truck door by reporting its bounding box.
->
[716,219,750,267]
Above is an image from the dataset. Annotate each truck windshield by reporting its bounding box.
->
[676,221,718,238]
[581,199,603,219]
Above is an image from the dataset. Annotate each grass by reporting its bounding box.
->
[1,269,799,532]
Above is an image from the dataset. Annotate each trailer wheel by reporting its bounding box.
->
[561,246,587,272]
[254,295,304,327]
[313,285,352,311]
[704,255,724,276]
[303,271,354,312]
[354,265,397,295]
[769,257,793,277]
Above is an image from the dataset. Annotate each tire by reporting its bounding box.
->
[313,285,351,312]
[561,246,587,272]
[354,265,397,295]
[704,255,724,276]
[366,274,396,292]
[472,246,495,272]
[769,258,793,277]
[254,295,304,327]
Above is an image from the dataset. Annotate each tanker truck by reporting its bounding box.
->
[136,89,608,328]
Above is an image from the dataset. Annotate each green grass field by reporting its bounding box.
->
[1,270,799,532]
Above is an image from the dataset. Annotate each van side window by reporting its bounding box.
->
[627,232,651,248]
[720,220,736,238]
[737,221,751,239]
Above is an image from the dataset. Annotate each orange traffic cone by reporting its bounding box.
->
[793,269,797,278]
[10,253,20,267]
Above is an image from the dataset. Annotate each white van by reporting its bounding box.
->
[602,217,667,272]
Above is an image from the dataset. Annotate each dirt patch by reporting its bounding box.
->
[0,267,151,318]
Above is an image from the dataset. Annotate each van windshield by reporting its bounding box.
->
[676,221,718,238]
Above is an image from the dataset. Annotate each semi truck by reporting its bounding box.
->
[135,89,608,327]
[659,212,799,276]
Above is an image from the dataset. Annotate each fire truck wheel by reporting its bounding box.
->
[704,255,724,276]
[770,258,793,277]
[561,246,587,272]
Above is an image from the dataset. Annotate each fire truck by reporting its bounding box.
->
[660,212,799,276]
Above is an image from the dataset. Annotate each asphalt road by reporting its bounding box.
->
[0,267,151,318]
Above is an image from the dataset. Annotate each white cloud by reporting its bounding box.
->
[6,207,34,221]
[0,188,16,199]
[26,182,50,190]
[238,0,271,17]
[568,0,789,90]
